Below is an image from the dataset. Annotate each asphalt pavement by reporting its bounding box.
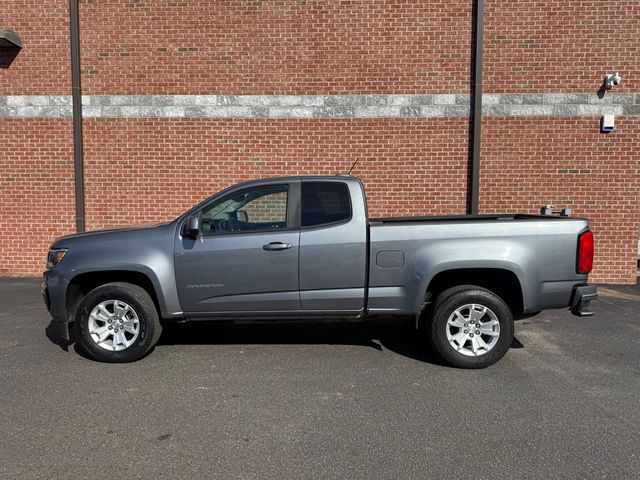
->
[1,278,639,479]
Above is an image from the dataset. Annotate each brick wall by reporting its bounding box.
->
[0,0,70,94]
[484,1,640,93]
[0,1,73,275]
[0,0,638,283]
[0,119,75,275]
[78,0,473,94]
[81,117,469,230]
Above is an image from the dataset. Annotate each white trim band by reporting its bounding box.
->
[0,93,637,118]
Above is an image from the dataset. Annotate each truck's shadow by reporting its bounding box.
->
[45,321,73,352]
[46,317,524,366]
[158,319,445,366]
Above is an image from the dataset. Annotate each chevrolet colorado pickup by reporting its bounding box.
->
[43,176,597,368]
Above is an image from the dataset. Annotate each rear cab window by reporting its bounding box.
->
[301,181,351,228]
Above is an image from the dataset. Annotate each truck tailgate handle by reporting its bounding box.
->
[263,242,292,251]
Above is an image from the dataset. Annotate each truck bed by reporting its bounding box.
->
[367,214,589,316]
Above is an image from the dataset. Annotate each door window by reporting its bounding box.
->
[301,182,351,227]
[201,184,288,234]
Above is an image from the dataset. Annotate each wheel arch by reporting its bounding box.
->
[65,269,164,325]
[419,267,525,320]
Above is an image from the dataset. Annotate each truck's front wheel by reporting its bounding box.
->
[75,282,162,363]
[427,286,514,368]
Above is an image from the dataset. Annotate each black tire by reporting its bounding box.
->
[426,286,514,369]
[75,282,162,363]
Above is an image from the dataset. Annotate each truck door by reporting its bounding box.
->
[298,180,367,312]
[175,181,301,313]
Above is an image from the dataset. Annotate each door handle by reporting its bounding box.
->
[263,242,292,251]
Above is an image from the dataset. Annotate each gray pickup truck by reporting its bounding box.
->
[43,176,597,368]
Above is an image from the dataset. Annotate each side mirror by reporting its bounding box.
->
[236,210,248,222]
[183,215,199,238]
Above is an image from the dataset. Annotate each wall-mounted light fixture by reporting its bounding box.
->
[0,30,22,48]
[0,29,22,68]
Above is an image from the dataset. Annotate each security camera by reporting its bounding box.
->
[604,72,622,90]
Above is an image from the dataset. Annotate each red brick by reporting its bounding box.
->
[0,0,70,95]
[0,119,75,275]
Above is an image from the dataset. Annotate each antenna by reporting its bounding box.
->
[347,159,359,176]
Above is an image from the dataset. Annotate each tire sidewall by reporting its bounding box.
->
[76,285,155,362]
[433,289,514,368]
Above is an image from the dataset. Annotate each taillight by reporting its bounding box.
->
[577,230,594,274]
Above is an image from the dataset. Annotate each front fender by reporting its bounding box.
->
[52,222,182,318]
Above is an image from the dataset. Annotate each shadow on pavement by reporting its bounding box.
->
[45,316,526,366]
[45,321,72,352]
[157,318,451,366]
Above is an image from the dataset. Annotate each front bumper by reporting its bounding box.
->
[570,284,598,317]
[42,270,71,340]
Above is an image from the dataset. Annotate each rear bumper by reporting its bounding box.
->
[570,284,598,317]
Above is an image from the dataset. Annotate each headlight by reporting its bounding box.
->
[47,249,68,268]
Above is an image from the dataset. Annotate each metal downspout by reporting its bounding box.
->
[69,0,85,232]
[469,0,485,215]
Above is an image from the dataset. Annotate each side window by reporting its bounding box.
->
[201,184,288,234]
[301,182,351,228]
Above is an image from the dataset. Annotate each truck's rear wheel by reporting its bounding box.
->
[75,282,162,363]
[426,286,514,368]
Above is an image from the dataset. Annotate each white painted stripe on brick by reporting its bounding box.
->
[0,93,637,118]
